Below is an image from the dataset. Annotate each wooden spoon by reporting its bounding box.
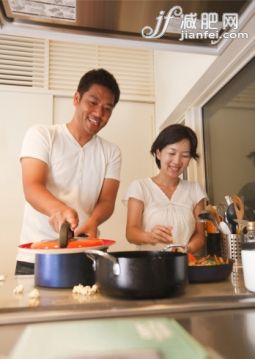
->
[232,194,245,220]
[206,204,221,225]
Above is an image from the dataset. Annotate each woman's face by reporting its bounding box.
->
[156,138,192,178]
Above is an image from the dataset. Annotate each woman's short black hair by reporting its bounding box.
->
[77,68,120,106]
[150,124,199,168]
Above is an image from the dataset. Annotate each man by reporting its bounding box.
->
[16,69,121,274]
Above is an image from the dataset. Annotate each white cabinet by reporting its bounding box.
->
[0,91,52,275]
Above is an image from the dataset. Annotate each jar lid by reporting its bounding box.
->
[247,221,255,231]
[242,241,255,250]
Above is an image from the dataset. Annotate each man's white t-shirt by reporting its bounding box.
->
[18,124,121,262]
[123,178,207,250]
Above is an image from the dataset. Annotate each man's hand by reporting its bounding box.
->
[49,207,79,233]
[75,219,98,238]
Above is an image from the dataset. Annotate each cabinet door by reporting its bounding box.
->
[0,91,52,274]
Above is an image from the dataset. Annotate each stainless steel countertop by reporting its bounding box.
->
[0,270,254,325]
[1,271,255,358]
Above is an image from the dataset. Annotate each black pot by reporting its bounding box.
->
[35,253,95,288]
[86,250,188,299]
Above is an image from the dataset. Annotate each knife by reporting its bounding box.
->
[59,221,88,248]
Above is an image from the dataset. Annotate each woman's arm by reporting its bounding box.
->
[187,198,206,254]
[126,198,173,245]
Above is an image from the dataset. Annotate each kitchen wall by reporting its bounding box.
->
[154,51,216,129]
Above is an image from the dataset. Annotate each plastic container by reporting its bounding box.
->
[241,242,255,292]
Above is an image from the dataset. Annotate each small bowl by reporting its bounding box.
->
[188,259,234,283]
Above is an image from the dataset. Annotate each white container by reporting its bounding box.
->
[241,242,255,292]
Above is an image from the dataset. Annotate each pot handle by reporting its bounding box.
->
[161,244,188,252]
[84,249,120,276]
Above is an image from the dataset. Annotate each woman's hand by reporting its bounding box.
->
[126,198,173,246]
[148,225,173,245]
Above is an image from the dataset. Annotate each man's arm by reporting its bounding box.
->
[21,157,78,231]
[75,178,120,237]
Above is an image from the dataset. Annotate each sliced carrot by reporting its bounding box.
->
[67,239,104,248]
[31,238,104,249]
[187,253,197,264]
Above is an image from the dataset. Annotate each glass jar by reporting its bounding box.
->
[243,221,255,243]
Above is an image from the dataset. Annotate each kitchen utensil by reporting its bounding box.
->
[188,259,233,283]
[59,221,73,248]
[198,211,221,233]
[234,219,250,238]
[206,204,221,224]
[232,194,245,221]
[221,234,242,270]
[218,221,232,235]
[226,203,237,234]
[59,221,88,248]
[18,240,115,288]
[85,250,188,299]
[225,195,233,206]
[241,242,255,292]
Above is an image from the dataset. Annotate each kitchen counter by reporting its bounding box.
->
[0,270,253,325]
[1,270,255,358]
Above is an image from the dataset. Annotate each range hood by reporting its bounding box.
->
[0,0,253,49]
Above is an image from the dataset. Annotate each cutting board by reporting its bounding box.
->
[10,317,210,359]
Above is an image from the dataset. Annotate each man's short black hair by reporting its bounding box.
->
[77,68,120,106]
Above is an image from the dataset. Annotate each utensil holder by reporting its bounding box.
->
[221,234,242,270]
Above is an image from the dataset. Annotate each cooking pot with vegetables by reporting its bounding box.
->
[18,222,116,288]
[85,248,188,299]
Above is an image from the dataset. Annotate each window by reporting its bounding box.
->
[202,57,255,220]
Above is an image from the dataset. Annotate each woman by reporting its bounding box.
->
[123,124,207,253]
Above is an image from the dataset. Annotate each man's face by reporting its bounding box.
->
[73,84,115,136]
